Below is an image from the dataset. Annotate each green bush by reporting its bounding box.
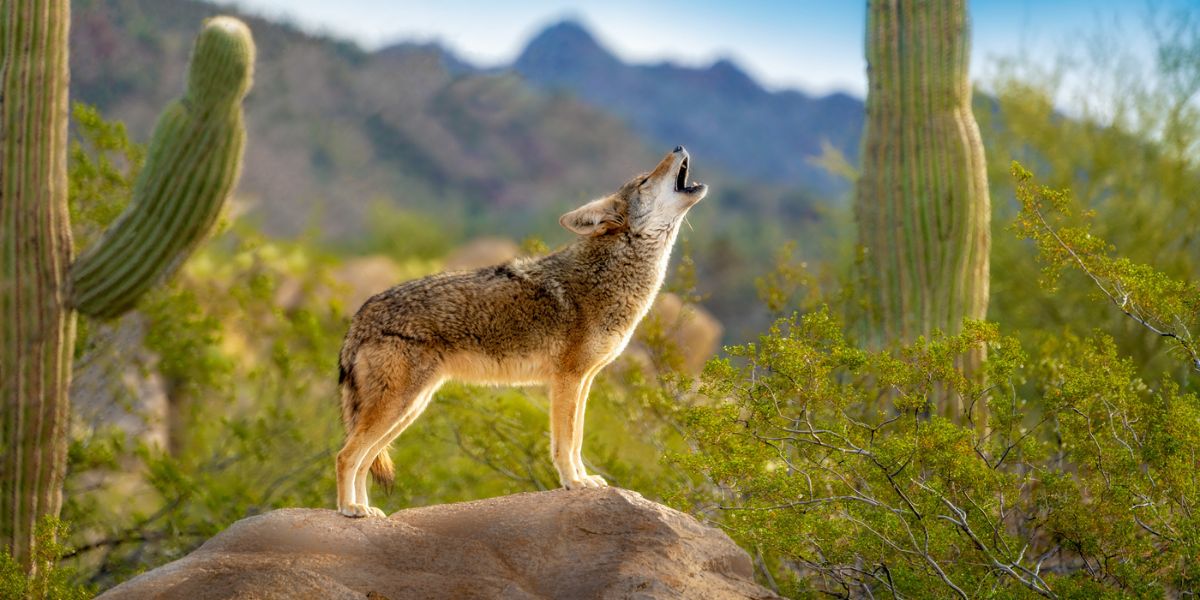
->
[673,168,1200,598]
[0,518,92,600]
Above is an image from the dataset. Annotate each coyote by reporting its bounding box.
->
[335,147,707,517]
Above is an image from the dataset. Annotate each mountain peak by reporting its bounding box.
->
[705,57,762,95]
[515,20,619,73]
[533,20,598,46]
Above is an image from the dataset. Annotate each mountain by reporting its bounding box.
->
[69,0,667,240]
[512,21,864,194]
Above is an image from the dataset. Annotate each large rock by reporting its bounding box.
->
[443,237,521,271]
[647,293,723,375]
[99,488,780,599]
[622,293,723,376]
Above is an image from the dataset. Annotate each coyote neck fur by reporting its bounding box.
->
[550,222,681,335]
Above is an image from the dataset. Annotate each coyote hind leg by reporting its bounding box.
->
[336,349,435,518]
[352,383,439,516]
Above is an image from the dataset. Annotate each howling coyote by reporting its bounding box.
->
[335,147,707,517]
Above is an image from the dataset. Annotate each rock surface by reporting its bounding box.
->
[443,237,521,271]
[98,488,780,600]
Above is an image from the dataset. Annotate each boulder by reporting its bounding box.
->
[332,255,408,310]
[98,488,779,600]
[623,293,723,376]
[649,293,723,374]
[443,237,520,271]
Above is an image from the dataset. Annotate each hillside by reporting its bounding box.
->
[70,0,659,240]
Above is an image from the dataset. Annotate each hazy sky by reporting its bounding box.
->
[211,0,1184,96]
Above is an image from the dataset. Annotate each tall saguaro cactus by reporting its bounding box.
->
[0,0,75,573]
[855,0,990,421]
[0,2,254,568]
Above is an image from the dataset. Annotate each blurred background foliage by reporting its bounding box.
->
[8,0,1198,597]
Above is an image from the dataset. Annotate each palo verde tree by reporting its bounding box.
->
[0,1,254,568]
[854,0,991,423]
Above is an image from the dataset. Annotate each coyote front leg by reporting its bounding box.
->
[571,369,606,487]
[550,375,606,489]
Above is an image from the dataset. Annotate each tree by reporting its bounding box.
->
[854,0,991,423]
[0,1,253,568]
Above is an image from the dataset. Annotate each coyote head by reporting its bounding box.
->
[560,146,708,238]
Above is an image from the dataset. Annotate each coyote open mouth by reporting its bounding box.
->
[674,155,703,193]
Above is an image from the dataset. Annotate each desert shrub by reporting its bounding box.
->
[0,518,92,600]
[979,4,1200,379]
[674,168,1200,598]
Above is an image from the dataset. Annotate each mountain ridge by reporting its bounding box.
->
[509,20,863,194]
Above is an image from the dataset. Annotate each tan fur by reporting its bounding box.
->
[334,148,707,517]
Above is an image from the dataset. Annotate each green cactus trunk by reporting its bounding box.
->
[0,5,253,567]
[855,0,990,422]
[0,0,76,569]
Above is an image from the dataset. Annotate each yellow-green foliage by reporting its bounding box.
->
[678,310,1198,597]
[979,7,1200,379]
[1011,162,1200,372]
[671,166,1200,598]
[0,518,91,600]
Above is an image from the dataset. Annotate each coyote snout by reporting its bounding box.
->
[335,147,707,517]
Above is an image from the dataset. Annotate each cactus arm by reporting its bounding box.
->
[0,0,75,567]
[69,16,254,318]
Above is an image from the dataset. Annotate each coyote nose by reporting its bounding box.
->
[673,145,684,153]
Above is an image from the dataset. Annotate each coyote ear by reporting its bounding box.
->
[559,196,624,236]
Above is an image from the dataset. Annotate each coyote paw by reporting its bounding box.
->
[563,474,608,490]
[338,503,383,518]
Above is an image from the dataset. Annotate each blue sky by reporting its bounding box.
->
[211,0,1185,97]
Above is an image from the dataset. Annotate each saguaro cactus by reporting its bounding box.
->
[0,3,254,567]
[855,0,990,421]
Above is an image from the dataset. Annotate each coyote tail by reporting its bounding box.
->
[339,360,396,491]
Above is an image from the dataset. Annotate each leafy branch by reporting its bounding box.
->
[1011,162,1200,373]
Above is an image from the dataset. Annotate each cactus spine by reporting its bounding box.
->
[855,0,990,422]
[0,6,253,567]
